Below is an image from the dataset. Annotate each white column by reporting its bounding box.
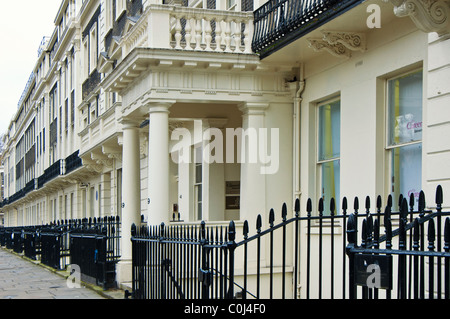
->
[147,102,174,225]
[238,102,269,223]
[117,119,141,284]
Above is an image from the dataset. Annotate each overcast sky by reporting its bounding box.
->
[0,0,63,136]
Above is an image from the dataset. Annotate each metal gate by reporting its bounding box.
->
[70,217,121,289]
[346,187,450,299]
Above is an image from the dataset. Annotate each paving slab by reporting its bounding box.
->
[0,248,108,299]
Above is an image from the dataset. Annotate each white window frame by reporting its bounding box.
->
[316,97,341,216]
[89,22,98,73]
[193,144,203,221]
[385,68,423,209]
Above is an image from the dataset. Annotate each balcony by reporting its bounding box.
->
[37,160,62,189]
[82,69,101,100]
[100,4,257,92]
[107,4,254,61]
[252,0,364,59]
[65,150,83,175]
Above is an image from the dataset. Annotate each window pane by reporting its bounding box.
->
[390,143,422,208]
[197,185,202,202]
[388,71,423,146]
[197,203,202,220]
[195,164,202,184]
[195,146,202,183]
[321,160,340,215]
[318,100,340,161]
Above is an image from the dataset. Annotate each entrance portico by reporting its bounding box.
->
[101,46,294,284]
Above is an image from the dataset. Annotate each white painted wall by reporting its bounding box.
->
[300,17,428,213]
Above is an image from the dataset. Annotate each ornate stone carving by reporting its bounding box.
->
[321,31,366,52]
[386,0,450,35]
[82,158,104,173]
[307,31,366,58]
[140,135,148,159]
[307,38,352,58]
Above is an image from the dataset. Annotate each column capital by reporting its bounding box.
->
[238,102,269,115]
[119,117,142,129]
[143,99,176,114]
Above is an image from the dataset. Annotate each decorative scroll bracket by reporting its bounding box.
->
[385,0,450,36]
[307,30,366,58]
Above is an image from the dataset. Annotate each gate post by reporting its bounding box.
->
[346,213,357,299]
[226,221,237,299]
[199,222,211,300]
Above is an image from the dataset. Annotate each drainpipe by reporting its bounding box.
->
[290,64,305,300]
[291,65,305,203]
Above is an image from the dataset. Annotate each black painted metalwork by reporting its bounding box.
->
[130,185,450,299]
[0,216,120,290]
[70,216,121,289]
[346,186,450,299]
[252,0,364,58]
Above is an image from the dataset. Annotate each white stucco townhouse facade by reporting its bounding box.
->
[1,0,450,298]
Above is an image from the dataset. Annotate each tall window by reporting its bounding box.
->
[387,70,423,208]
[317,98,341,215]
[194,146,203,221]
[89,23,98,73]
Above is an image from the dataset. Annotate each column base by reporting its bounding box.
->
[116,259,133,288]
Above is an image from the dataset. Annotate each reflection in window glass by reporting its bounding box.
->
[387,70,423,209]
[318,99,340,215]
[388,70,423,146]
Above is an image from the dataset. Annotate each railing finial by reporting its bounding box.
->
[256,214,262,233]
[269,209,275,227]
[295,198,300,217]
[228,220,236,242]
[436,184,443,208]
[306,198,312,216]
[330,197,335,216]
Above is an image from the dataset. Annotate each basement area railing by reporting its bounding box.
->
[129,185,450,299]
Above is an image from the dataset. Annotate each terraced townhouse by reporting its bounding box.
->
[1,0,450,298]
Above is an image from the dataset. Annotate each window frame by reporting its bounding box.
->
[89,22,98,74]
[384,68,423,209]
[193,144,203,221]
[316,96,341,215]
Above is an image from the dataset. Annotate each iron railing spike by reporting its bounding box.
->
[342,197,348,212]
[436,184,443,207]
[376,195,382,210]
[256,214,262,233]
[365,196,370,212]
[282,203,287,221]
[330,198,335,216]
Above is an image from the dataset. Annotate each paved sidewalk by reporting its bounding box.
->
[0,248,111,299]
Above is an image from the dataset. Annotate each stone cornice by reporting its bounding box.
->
[102,47,262,93]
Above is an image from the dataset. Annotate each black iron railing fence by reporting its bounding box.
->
[347,186,450,299]
[130,186,450,299]
[0,217,121,290]
[252,0,364,58]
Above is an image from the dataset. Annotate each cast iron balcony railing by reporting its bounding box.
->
[252,0,364,58]
[37,160,62,189]
[65,150,83,175]
[82,69,101,100]
[3,150,83,207]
